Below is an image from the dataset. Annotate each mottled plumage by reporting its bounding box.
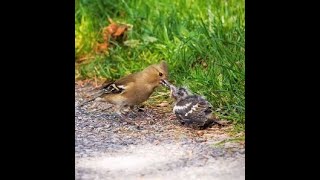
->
[161,80,225,129]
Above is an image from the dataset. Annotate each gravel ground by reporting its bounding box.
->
[75,82,245,180]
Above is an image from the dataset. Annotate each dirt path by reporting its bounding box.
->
[75,82,245,180]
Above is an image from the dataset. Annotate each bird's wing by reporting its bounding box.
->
[113,73,137,86]
[78,73,138,107]
[174,95,212,124]
[102,82,126,94]
[100,73,137,94]
[197,96,213,115]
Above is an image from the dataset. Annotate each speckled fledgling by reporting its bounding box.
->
[161,80,226,129]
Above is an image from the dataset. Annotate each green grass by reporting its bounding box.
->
[75,0,245,131]
[211,136,245,148]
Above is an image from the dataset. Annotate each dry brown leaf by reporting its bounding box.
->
[95,18,130,54]
[114,25,128,36]
[95,42,108,53]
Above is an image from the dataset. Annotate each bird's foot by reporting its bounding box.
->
[128,105,146,118]
[109,112,125,120]
[130,105,145,113]
[137,107,145,112]
[119,110,138,120]
[126,112,138,119]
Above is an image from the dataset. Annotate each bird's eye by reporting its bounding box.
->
[159,72,163,76]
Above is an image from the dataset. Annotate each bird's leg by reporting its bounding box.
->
[123,105,137,119]
[129,105,138,116]
[130,105,146,117]
[116,105,136,120]
[137,105,146,112]
[112,105,126,120]
[132,104,154,118]
[122,106,131,116]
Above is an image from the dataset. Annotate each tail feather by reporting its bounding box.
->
[78,90,105,107]
[202,117,229,129]
[78,80,117,107]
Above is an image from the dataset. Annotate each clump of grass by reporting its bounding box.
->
[75,0,245,131]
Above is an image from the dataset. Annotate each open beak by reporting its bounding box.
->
[160,79,177,92]
[160,79,178,99]
[160,79,170,87]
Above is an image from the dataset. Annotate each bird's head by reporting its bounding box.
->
[159,79,190,101]
[170,86,190,101]
[143,60,169,86]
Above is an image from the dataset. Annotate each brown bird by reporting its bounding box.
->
[161,80,227,129]
[80,61,169,118]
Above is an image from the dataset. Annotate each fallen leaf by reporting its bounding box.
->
[95,18,132,54]
[104,24,117,38]
[95,42,108,53]
[196,131,204,136]
[114,25,128,36]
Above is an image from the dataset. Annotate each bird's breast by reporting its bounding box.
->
[124,86,155,105]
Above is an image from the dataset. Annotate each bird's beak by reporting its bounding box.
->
[170,86,178,99]
[169,85,177,93]
[160,79,170,87]
[160,79,177,92]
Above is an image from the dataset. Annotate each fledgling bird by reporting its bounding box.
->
[161,80,226,129]
[80,61,169,118]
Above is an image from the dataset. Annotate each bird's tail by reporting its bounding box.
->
[203,116,230,128]
[78,80,115,107]
[78,90,105,107]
